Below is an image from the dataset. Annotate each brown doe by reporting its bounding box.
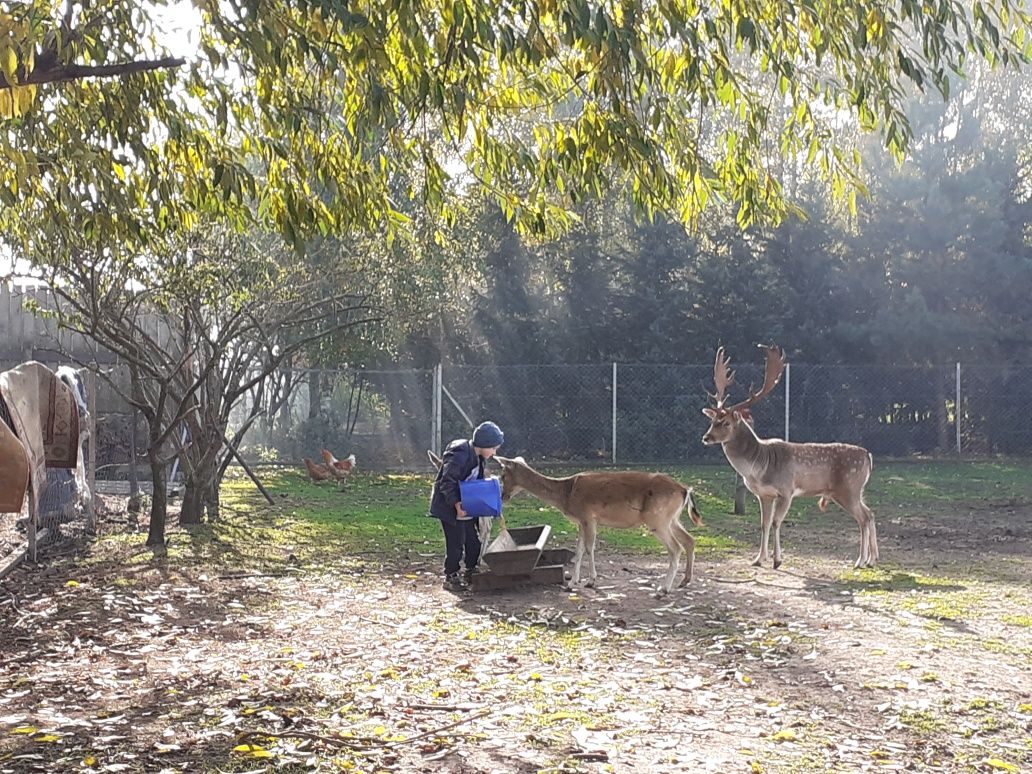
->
[494,456,704,594]
[701,345,878,569]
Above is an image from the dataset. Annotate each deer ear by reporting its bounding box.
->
[702,408,717,419]
[731,410,744,422]
[514,455,526,464]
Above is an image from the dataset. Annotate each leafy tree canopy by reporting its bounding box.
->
[1,0,1029,255]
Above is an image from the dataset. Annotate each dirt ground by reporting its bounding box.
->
[1,496,1030,773]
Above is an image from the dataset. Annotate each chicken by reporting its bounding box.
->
[321,449,356,475]
[303,457,334,482]
[320,449,357,489]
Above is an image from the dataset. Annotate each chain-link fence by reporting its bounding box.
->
[225,362,1032,469]
[12,361,1028,503]
[343,362,1032,465]
[232,368,435,470]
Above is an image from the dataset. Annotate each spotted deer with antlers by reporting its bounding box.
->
[701,345,878,569]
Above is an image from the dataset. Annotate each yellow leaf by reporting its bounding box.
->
[13,84,34,115]
[233,743,275,758]
[750,762,764,773]
[65,580,80,588]
[984,760,1019,772]
[11,726,38,735]
[83,756,98,766]
[870,750,891,759]
[1,45,17,84]
[771,729,797,742]
[34,734,61,742]
[529,673,543,681]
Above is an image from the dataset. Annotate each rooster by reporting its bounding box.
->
[321,449,357,489]
[303,457,335,483]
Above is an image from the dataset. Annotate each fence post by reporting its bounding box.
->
[27,496,37,563]
[431,363,442,456]
[784,362,791,442]
[87,369,97,533]
[611,363,617,464]
[955,362,962,458]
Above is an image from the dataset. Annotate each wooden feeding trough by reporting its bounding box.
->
[472,524,575,591]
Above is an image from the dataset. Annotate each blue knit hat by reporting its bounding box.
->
[472,421,505,449]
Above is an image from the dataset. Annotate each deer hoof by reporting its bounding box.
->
[584,579,595,589]
[773,559,782,570]
[751,558,763,567]
[678,577,691,588]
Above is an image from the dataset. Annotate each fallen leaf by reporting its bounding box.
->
[983,759,1019,772]
[233,743,275,758]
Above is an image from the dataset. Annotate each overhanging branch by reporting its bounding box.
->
[0,56,186,90]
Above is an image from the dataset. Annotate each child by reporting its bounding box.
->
[429,421,505,590]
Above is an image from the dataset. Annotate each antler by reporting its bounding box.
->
[725,344,787,413]
[707,346,736,407]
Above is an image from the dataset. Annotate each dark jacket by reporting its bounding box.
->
[429,439,485,523]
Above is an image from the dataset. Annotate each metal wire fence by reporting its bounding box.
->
[231,368,436,470]
[225,362,1032,469]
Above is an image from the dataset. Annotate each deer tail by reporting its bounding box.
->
[683,486,704,527]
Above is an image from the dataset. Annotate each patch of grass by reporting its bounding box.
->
[980,638,1032,659]
[837,567,963,591]
[1001,614,1032,627]
[214,460,1032,574]
[870,461,1032,507]
[898,708,946,734]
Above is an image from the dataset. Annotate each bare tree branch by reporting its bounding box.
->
[1,56,186,90]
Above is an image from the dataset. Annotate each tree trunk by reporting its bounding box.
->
[734,473,748,515]
[179,480,205,525]
[308,370,323,421]
[204,480,221,522]
[936,375,950,454]
[127,410,141,514]
[146,450,168,549]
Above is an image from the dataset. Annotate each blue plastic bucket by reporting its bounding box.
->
[459,477,503,518]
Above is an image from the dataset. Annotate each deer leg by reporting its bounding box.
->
[672,519,696,588]
[752,496,776,567]
[653,523,683,595]
[572,527,586,585]
[835,496,870,568]
[862,501,878,566]
[582,520,599,587]
[477,517,493,564]
[771,495,795,570]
